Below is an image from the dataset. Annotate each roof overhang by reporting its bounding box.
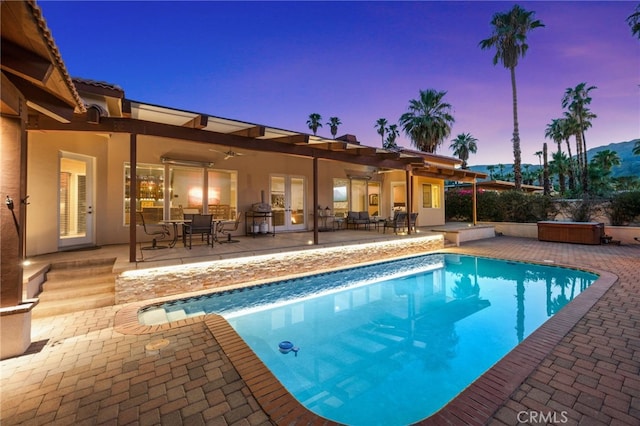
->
[1,0,84,121]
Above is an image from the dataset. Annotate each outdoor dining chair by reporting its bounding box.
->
[138,211,170,250]
[182,213,214,249]
[217,212,241,243]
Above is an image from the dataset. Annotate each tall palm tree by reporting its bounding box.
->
[399,89,455,153]
[384,124,400,150]
[449,133,478,169]
[306,113,322,136]
[628,4,640,39]
[375,118,388,146]
[545,118,566,194]
[543,142,550,195]
[326,117,341,139]
[480,4,544,191]
[562,82,597,192]
[556,117,576,191]
[591,150,621,173]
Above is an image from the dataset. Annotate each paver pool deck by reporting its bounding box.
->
[1,236,639,425]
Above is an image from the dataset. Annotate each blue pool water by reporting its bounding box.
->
[139,254,598,425]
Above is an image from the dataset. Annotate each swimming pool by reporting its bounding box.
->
[139,254,598,425]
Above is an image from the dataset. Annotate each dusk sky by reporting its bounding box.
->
[39,1,639,166]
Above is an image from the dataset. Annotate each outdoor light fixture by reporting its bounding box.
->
[160,157,214,168]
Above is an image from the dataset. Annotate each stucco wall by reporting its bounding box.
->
[25,132,448,256]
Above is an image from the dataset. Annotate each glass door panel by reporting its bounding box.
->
[59,153,94,247]
[270,175,306,231]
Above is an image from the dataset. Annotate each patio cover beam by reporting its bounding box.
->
[27,115,420,170]
[231,125,265,138]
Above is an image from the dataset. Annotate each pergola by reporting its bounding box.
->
[28,98,487,261]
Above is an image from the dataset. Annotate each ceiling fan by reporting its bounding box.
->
[209,148,247,160]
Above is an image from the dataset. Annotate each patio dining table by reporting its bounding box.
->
[160,219,191,248]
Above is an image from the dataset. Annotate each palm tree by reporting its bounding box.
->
[545,118,566,194]
[534,150,543,186]
[399,89,455,153]
[543,142,550,195]
[628,4,640,39]
[449,133,478,169]
[480,4,545,191]
[306,113,322,136]
[633,140,640,155]
[591,150,621,173]
[384,124,400,150]
[487,165,496,180]
[562,83,597,192]
[375,118,388,146]
[326,117,341,139]
[550,151,569,194]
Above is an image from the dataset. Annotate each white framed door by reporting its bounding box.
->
[270,175,306,232]
[59,152,95,248]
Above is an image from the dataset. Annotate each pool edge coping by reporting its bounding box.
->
[112,255,618,425]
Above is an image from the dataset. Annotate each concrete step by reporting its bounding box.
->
[32,294,115,318]
[42,272,116,290]
[39,281,115,301]
[32,257,117,318]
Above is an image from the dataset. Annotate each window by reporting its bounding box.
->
[124,163,237,224]
[423,184,441,208]
[124,163,164,225]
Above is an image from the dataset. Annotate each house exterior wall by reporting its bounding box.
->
[26,131,449,257]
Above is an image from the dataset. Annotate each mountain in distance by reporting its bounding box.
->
[470,139,639,180]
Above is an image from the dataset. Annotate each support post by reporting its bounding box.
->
[472,179,478,226]
[313,157,319,245]
[129,134,137,262]
[405,169,412,234]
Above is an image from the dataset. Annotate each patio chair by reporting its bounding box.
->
[383,211,407,234]
[409,212,418,232]
[217,212,241,243]
[182,213,214,249]
[138,211,170,250]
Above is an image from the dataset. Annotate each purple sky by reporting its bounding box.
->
[39,1,639,166]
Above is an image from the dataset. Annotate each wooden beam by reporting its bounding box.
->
[231,125,265,138]
[350,147,378,156]
[7,74,75,122]
[0,39,53,85]
[182,114,208,129]
[1,72,22,116]
[271,134,310,144]
[311,142,348,151]
[27,115,420,170]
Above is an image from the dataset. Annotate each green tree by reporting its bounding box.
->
[480,4,545,190]
[550,150,569,194]
[562,83,597,192]
[627,3,640,40]
[399,89,455,153]
[384,124,400,150]
[449,133,478,169]
[633,140,640,155]
[591,149,621,173]
[306,113,322,136]
[375,118,388,146]
[486,165,496,180]
[326,116,341,139]
[534,150,543,186]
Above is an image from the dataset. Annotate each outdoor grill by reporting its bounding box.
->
[252,190,271,213]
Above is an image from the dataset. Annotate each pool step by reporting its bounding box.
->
[32,258,116,318]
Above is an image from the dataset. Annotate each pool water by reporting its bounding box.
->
[139,254,598,425]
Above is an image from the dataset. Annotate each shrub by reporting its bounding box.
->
[607,191,640,226]
[445,190,556,223]
[445,189,472,221]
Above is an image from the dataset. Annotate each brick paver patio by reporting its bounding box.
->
[1,236,639,425]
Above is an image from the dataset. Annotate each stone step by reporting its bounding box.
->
[39,281,115,301]
[46,264,115,282]
[32,293,115,318]
[48,257,116,270]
